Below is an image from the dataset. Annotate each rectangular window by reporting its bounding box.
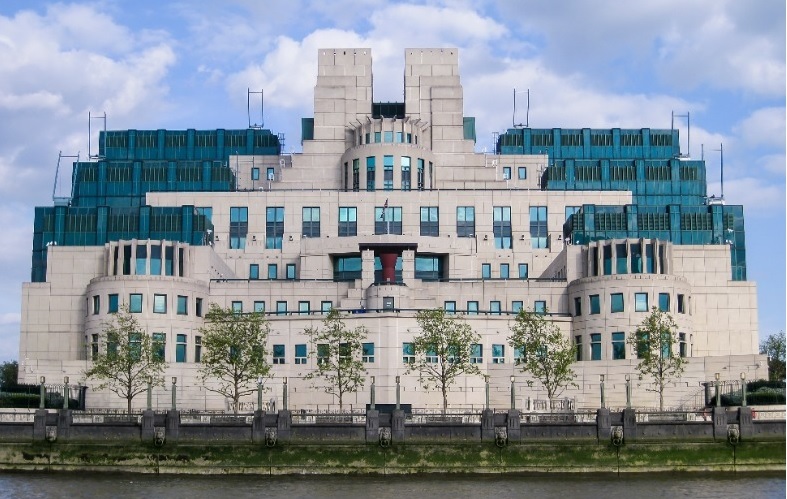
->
[276,301,287,315]
[91,334,99,361]
[518,263,529,279]
[302,207,320,238]
[338,207,358,237]
[286,263,296,280]
[251,167,260,180]
[152,333,166,362]
[616,243,628,274]
[232,301,243,314]
[610,293,624,313]
[129,293,143,313]
[92,295,100,315]
[635,332,649,359]
[273,344,285,365]
[254,301,265,313]
[512,301,523,314]
[466,301,479,315]
[249,264,259,280]
[402,342,415,364]
[195,297,203,317]
[590,294,600,315]
[266,167,274,181]
[503,166,511,180]
[362,342,375,363]
[481,263,491,279]
[177,295,188,315]
[591,333,602,361]
[229,207,248,249]
[401,156,411,191]
[108,294,119,313]
[444,301,456,314]
[574,297,582,316]
[299,301,310,315]
[456,206,475,237]
[492,344,505,364]
[395,131,403,143]
[514,346,525,365]
[425,346,438,364]
[659,293,670,311]
[612,332,626,360]
[500,263,509,279]
[565,206,580,221]
[677,294,685,314]
[384,131,393,143]
[420,206,439,236]
[635,293,648,312]
[375,206,402,234]
[417,158,425,190]
[352,159,360,191]
[176,334,187,363]
[518,167,527,180]
[493,206,513,249]
[631,244,643,273]
[295,344,307,364]
[136,245,147,275]
[268,264,277,280]
[679,333,687,358]
[383,155,394,190]
[266,207,284,249]
[534,300,546,315]
[366,156,376,191]
[194,336,202,363]
[490,301,501,315]
[603,245,612,275]
[529,206,548,249]
[470,344,483,364]
[575,336,583,361]
[321,301,332,314]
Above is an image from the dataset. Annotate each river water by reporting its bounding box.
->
[0,472,783,499]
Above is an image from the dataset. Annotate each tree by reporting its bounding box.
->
[407,308,482,413]
[627,307,686,411]
[302,309,367,410]
[0,361,18,390]
[199,304,272,414]
[84,307,166,412]
[508,308,577,407]
[760,331,786,381]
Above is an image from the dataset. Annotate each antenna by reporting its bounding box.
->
[88,111,106,159]
[513,88,529,128]
[248,89,264,128]
[671,110,690,158]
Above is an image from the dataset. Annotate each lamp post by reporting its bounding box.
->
[740,372,747,407]
[171,377,177,410]
[282,377,288,411]
[714,372,721,407]
[63,376,69,410]
[257,377,264,411]
[370,376,376,410]
[484,375,490,410]
[395,375,401,410]
[625,374,632,409]
[39,376,46,409]
[146,376,152,411]
[510,375,516,410]
[599,374,605,409]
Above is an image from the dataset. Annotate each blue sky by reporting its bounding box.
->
[0,1,783,361]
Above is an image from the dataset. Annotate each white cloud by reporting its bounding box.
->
[734,107,786,150]
[709,177,785,213]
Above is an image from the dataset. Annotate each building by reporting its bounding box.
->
[18,48,764,412]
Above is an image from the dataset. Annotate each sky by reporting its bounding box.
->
[0,0,784,362]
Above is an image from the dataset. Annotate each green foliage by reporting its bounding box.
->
[84,306,166,412]
[627,307,686,411]
[0,361,18,390]
[407,308,482,412]
[508,307,577,403]
[760,331,786,381]
[198,304,272,413]
[302,309,367,410]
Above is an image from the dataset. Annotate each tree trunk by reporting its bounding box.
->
[127,396,132,414]
[442,385,447,415]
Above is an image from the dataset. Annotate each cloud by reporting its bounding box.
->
[708,177,785,213]
[734,107,786,150]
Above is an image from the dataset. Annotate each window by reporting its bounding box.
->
[417,158,425,190]
[295,344,307,364]
[136,245,147,275]
[352,159,360,191]
[375,206,402,234]
[383,155,394,190]
[518,263,529,279]
[251,167,260,180]
[514,346,525,365]
[92,295,100,315]
[339,207,357,237]
[420,206,439,236]
[286,263,296,280]
[603,246,612,275]
[444,301,456,314]
[679,333,687,358]
[91,334,99,361]
[415,255,443,280]
[575,336,583,361]
[195,298,203,317]
[229,207,248,249]
[401,156,411,191]
[659,293,670,312]
[466,301,478,315]
[590,295,600,314]
[631,244,643,273]
[512,301,523,314]
[502,166,511,180]
[384,131,393,143]
[374,132,381,143]
[425,346,438,364]
[254,301,265,313]
[108,294,119,313]
[194,336,202,363]
[177,295,188,315]
[456,206,475,237]
[366,156,376,191]
[534,301,546,315]
[616,244,628,274]
[493,206,512,249]
[266,207,284,249]
[610,293,624,313]
[490,301,501,315]
[299,301,310,315]
[529,206,548,249]
[402,342,415,364]
[500,264,509,279]
[249,264,259,280]
[268,264,277,280]
[492,344,505,363]
[176,334,187,363]
[612,332,626,360]
[518,167,527,180]
[481,263,491,279]
[273,344,285,365]
[565,206,580,221]
[470,344,483,364]
[152,333,166,362]
[677,294,685,314]
[231,301,243,314]
[574,297,582,316]
[395,131,403,142]
[362,342,375,363]
[635,293,648,312]
[317,344,329,364]
[591,333,602,361]
[129,293,143,313]
[635,332,649,359]
[266,167,274,181]
[302,207,320,238]
[276,301,287,315]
